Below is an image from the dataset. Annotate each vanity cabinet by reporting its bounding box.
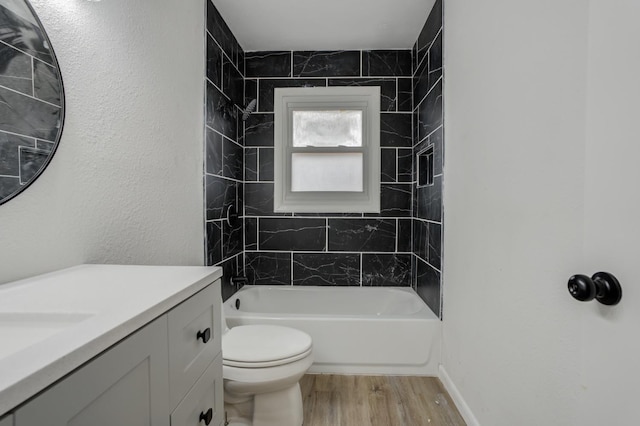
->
[13,280,223,426]
[0,415,12,426]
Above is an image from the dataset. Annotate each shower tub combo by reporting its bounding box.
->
[223,285,440,376]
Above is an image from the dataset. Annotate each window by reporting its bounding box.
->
[273,86,380,213]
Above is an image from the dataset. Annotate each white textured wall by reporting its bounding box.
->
[442,0,588,424]
[0,0,205,284]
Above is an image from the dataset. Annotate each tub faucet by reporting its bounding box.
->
[230,276,248,286]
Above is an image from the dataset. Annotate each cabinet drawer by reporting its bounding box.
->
[171,353,223,426]
[168,282,221,408]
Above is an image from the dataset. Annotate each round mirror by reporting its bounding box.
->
[0,0,65,205]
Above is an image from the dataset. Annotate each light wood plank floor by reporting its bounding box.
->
[300,374,466,426]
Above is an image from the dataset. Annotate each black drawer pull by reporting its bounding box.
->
[197,328,211,344]
[199,408,213,425]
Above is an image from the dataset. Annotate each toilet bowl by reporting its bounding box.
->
[222,322,313,426]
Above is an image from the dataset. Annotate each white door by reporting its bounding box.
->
[577,1,640,424]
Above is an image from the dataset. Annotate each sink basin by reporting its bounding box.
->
[0,312,94,361]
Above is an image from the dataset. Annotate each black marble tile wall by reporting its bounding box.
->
[363,50,412,77]
[203,0,445,305]
[417,79,443,142]
[327,219,397,252]
[293,51,360,77]
[220,254,245,302]
[244,113,274,147]
[259,218,326,251]
[206,0,243,70]
[0,3,63,201]
[363,254,412,287]
[374,184,412,217]
[416,0,443,70]
[328,78,397,112]
[245,252,292,285]
[243,47,414,288]
[415,257,441,317]
[412,0,444,317]
[293,253,360,286]
[205,0,246,300]
[381,114,413,147]
[244,182,290,217]
[245,51,291,78]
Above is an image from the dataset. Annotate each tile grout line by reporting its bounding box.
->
[325,218,329,252]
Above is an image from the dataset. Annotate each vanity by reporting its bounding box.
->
[0,264,224,426]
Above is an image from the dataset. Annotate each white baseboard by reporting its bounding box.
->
[438,365,481,426]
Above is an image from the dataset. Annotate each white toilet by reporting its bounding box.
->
[221,304,313,426]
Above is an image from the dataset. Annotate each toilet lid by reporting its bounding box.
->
[222,325,312,366]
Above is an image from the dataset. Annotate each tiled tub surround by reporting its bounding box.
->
[0,4,63,200]
[412,0,443,317]
[205,0,444,315]
[205,0,245,300]
[243,48,414,290]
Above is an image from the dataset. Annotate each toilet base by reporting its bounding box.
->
[225,383,303,426]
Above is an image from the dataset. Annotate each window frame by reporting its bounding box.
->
[273,86,381,213]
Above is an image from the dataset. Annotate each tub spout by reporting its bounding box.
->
[230,276,248,286]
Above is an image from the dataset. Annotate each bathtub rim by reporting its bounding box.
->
[224,285,439,320]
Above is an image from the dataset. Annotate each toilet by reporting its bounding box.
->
[221,304,313,426]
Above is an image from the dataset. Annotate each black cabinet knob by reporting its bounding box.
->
[568,272,622,305]
[199,408,213,425]
[197,328,211,344]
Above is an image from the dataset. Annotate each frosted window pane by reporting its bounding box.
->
[291,153,363,192]
[293,110,362,147]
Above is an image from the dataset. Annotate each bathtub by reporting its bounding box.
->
[223,285,441,376]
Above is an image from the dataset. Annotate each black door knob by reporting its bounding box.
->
[197,328,211,344]
[568,272,622,305]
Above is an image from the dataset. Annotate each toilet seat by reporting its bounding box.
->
[224,347,313,368]
[222,325,312,368]
[223,350,314,386]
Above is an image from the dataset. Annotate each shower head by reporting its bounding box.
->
[242,99,257,121]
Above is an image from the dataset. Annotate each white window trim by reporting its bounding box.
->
[273,86,381,213]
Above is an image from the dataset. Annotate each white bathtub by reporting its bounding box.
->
[223,285,441,376]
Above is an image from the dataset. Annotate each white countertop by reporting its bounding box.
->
[0,264,222,416]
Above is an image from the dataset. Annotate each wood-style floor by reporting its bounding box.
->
[300,374,466,426]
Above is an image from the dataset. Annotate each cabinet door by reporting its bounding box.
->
[0,414,12,426]
[16,317,170,426]
[171,353,224,426]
